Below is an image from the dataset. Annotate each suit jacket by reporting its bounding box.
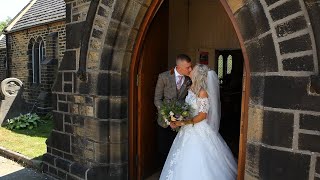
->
[154,68,192,128]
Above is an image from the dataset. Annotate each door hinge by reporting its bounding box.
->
[135,154,139,167]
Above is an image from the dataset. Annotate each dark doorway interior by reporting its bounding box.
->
[215,49,244,158]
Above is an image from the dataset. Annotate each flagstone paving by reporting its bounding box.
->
[0,156,53,180]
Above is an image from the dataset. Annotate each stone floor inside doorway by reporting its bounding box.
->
[145,171,161,180]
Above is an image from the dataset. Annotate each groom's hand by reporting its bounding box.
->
[170,122,177,129]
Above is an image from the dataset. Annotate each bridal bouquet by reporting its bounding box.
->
[159,100,191,131]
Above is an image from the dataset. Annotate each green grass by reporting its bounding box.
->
[0,120,53,160]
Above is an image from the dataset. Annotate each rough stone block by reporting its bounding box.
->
[52,148,63,157]
[259,146,310,180]
[64,84,73,93]
[305,0,320,71]
[94,142,128,164]
[57,170,67,179]
[56,158,71,172]
[65,124,73,134]
[101,0,114,8]
[269,0,301,21]
[265,0,280,6]
[235,0,270,41]
[263,76,320,111]
[245,143,260,178]
[66,3,72,23]
[112,0,128,22]
[64,72,73,82]
[72,115,84,127]
[275,16,307,38]
[96,97,128,119]
[59,51,77,70]
[262,110,294,148]
[43,153,56,166]
[246,34,278,72]
[52,73,63,92]
[58,102,69,112]
[249,76,265,106]
[74,95,85,104]
[58,94,67,101]
[70,163,88,179]
[97,6,109,18]
[50,131,71,153]
[66,22,85,49]
[299,134,320,152]
[65,114,72,123]
[282,55,314,71]
[92,29,104,39]
[300,114,320,131]
[279,34,312,54]
[247,107,263,142]
[97,72,127,96]
[53,111,64,131]
[49,166,58,176]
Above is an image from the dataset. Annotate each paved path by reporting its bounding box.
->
[0,156,53,180]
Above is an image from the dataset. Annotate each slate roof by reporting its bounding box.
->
[10,0,66,32]
[0,35,6,49]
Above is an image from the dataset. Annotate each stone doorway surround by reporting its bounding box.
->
[42,0,320,180]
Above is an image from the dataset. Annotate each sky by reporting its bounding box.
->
[0,0,30,21]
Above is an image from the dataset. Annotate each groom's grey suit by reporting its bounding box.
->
[154,68,192,159]
[154,68,192,127]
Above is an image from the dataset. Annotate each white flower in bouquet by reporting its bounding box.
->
[177,116,184,121]
[164,118,170,125]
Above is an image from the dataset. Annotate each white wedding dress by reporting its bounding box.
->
[159,89,238,180]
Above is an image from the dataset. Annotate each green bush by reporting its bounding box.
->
[41,113,53,121]
[6,113,46,130]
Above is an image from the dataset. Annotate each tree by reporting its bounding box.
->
[0,17,11,32]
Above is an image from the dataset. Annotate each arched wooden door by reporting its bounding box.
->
[136,1,169,179]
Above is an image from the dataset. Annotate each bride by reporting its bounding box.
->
[159,64,238,180]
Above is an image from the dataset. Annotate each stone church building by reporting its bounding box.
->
[2,0,66,113]
[1,0,320,179]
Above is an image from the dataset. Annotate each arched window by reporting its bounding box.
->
[218,55,223,79]
[227,55,232,74]
[32,37,45,84]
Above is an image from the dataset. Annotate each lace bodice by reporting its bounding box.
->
[185,90,209,117]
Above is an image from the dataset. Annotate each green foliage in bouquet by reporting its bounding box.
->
[160,100,191,124]
[6,113,46,130]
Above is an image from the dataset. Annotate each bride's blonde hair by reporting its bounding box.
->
[190,64,209,96]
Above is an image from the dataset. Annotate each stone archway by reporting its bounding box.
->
[43,0,320,180]
[128,0,251,179]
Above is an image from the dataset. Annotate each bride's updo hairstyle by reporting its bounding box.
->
[190,64,209,96]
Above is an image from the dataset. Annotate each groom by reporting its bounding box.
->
[154,54,193,164]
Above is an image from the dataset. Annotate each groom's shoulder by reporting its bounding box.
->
[159,69,172,77]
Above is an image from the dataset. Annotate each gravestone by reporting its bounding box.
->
[0,78,27,125]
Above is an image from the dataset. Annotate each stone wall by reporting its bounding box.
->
[6,21,66,113]
[231,0,320,179]
[42,0,320,180]
[0,48,7,84]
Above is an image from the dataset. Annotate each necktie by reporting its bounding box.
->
[177,75,183,90]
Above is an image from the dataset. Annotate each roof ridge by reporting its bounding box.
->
[4,0,38,33]
[7,0,66,33]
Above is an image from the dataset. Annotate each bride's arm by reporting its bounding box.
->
[175,90,208,126]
